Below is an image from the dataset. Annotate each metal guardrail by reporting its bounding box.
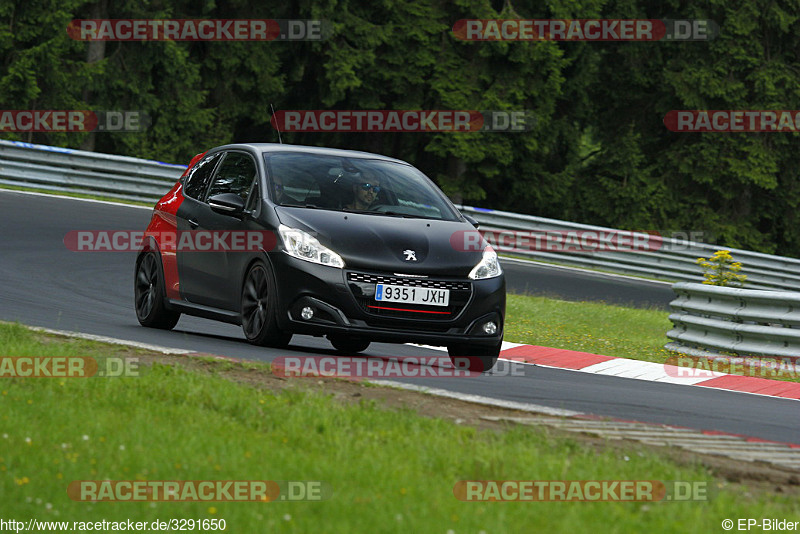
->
[0,140,185,203]
[1,139,799,290]
[665,282,800,358]
[459,206,800,291]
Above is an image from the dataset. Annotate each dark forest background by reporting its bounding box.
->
[3,0,800,256]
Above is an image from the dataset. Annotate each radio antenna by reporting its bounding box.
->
[270,103,283,144]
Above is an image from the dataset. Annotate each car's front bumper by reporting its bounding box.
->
[270,253,505,346]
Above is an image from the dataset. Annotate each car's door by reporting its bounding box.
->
[174,151,222,302]
[177,151,259,309]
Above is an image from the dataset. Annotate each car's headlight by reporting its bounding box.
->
[468,246,502,280]
[278,225,345,268]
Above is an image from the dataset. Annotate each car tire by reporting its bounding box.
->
[135,252,180,330]
[328,335,370,354]
[447,342,501,373]
[241,262,292,348]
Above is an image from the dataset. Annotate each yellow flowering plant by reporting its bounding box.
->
[696,250,747,287]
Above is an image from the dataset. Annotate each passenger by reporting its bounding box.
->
[272,174,300,205]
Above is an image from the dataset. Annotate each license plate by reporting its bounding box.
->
[375,284,450,307]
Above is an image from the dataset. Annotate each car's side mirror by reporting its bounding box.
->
[208,193,246,216]
[463,214,480,229]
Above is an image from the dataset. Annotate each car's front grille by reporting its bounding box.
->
[347,271,472,322]
[347,272,471,291]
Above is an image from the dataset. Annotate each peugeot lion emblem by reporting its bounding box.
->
[403,249,417,261]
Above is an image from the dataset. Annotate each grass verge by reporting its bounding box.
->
[506,294,674,360]
[0,322,798,533]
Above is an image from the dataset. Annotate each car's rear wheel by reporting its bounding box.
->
[242,262,292,347]
[328,335,370,354]
[447,342,501,373]
[135,252,180,329]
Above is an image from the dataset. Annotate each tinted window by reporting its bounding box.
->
[183,152,222,200]
[266,154,321,205]
[264,152,459,220]
[205,152,257,202]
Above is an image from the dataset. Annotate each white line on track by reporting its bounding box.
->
[0,187,153,210]
[500,256,675,286]
[369,380,582,417]
[26,325,193,355]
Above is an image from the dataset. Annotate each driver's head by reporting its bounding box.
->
[353,170,381,206]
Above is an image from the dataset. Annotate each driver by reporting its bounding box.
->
[343,171,381,211]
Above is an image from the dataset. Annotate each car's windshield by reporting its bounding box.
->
[263,152,460,221]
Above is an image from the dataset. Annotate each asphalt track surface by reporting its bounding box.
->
[500,258,673,309]
[1,190,797,445]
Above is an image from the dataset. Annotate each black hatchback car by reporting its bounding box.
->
[134,143,505,370]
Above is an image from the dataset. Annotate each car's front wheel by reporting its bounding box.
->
[447,342,501,373]
[328,335,370,354]
[135,252,180,329]
[241,262,292,348]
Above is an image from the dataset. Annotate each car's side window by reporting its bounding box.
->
[183,152,222,200]
[205,152,257,203]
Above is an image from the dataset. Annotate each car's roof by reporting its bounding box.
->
[214,143,409,165]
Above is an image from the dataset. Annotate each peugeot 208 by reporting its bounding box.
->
[134,144,505,371]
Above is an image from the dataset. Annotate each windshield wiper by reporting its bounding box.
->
[281,203,320,209]
[358,210,437,219]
